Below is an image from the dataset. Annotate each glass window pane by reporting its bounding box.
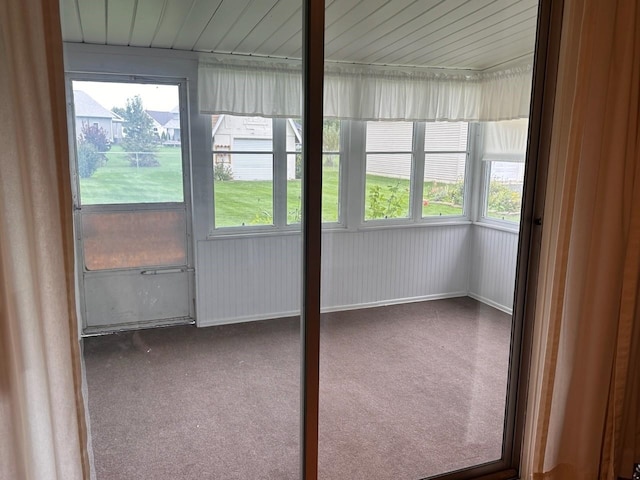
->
[322,153,340,223]
[364,154,412,220]
[366,121,413,152]
[213,115,274,228]
[423,153,467,217]
[486,161,525,222]
[321,0,539,478]
[288,120,341,224]
[72,81,184,205]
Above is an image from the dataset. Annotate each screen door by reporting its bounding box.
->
[69,79,193,333]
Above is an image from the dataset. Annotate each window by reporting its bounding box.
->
[71,81,184,205]
[364,120,470,223]
[213,115,275,228]
[364,121,413,220]
[423,122,469,217]
[286,119,341,224]
[485,161,525,223]
[212,116,341,230]
[481,119,528,224]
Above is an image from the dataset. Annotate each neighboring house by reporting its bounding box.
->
[73,90,123,143]
[212,115,300,181]
[146,106,181,144]
[366,121,468,183]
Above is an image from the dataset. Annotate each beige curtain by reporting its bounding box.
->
[524,0,640,478]
[0,0,88,479]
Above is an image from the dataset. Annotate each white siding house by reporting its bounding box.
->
[73,90,123,142]
[212,115,299,181]
[366,121,468,183]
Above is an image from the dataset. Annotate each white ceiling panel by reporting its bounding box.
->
[438,28,537,69]
[324,0,428,58]
[106,0,135,46]
[398,6,538,66]
[128,0,164,47]
[193,0,253,52]
[60,0,83,42]
[233,0,301,55]
[77,0,106,44]
[353,0,473,65]
[251,7,302,56]
[214,0,279,53]
[150,0,196,49]
[171,0,224,51]
[62,0,541,71]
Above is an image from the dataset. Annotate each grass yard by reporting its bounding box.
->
[79,145,184,204]
[80,149,493,226]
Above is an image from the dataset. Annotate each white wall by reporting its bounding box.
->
[468,224,519,313]
[64,43,520,331]
[196,225,472,326]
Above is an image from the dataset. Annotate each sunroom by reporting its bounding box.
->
[61,1,543,479]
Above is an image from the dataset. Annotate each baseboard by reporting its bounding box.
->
[197,292,468,327]
[467,292,513,315]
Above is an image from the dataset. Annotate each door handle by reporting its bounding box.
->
[141,267,194,275]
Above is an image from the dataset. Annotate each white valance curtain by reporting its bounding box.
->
[198,58,532,122]
[482,119,529,162]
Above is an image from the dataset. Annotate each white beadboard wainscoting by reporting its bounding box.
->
[197,225,473,326]
[468,224,520,314]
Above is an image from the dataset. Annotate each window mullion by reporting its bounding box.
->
[411,122,426,221]
[468,123,484,222]
[273,118,287,227]
[345,121,365,229]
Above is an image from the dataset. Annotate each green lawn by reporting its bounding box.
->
[79,145,184,204]
[80,150,484,226]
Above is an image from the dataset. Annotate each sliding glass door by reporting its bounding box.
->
[62,0,557,478]
[312,1,547,479]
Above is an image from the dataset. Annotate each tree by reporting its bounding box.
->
[120,95,159,167]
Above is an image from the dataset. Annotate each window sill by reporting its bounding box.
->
[473,220,520,234]
[357,218,471,232]
[206,222,345,240]
[205,218,473,240]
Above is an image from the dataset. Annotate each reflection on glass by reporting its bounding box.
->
[72,81,183,205]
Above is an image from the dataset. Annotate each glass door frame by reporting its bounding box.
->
[65,73,195,334]
[298,0,563,479]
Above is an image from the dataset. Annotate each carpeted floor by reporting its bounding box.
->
[83,297,512,480]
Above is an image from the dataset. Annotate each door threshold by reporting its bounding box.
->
[82,317,195,337]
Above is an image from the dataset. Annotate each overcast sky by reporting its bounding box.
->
[72,80,180,112]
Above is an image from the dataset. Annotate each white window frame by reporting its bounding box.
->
[477,122,525,232]
[361,121,473,228]
[211,117,345,235]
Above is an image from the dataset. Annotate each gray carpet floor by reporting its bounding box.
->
[83,297,511,480]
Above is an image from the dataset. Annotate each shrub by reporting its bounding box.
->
[423,180,465,207]
[77,140,102,178]
[214,163,233,181]
[81,122,110,153]
[367,181,409,219]
[487,181,521,214]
